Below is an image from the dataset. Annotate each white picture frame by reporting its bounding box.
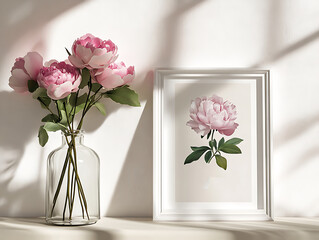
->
[153,69,272,221]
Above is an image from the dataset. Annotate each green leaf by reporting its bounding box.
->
[184,149,208,164]
[204,151,212,163]
[38,97,51,108]
[65,47,71,56]
[94,102,106,115]
[41,114,59,123]
[209,141,214,150]
[69,92,77,106]
[32,87,47,99]
[219,144,242,154]
[191,146,210,151]
[207,130,211,139]
[218,137,225,149]
[69,93,88,107]
[76,93,88,106]
[79,68,90,89]
[105,86,140,106]
[75,103,86,114]
[59,110,68,126]
[27,80,38,93]
[44,122,67,132]
[91,83,102,92]
[38,126,48,147]
[57,94,70,103]
[57,100,72,114]
[213,139,217,150]
[215,155,227,170]
[225,138,243,145]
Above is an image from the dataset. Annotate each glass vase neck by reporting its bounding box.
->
[61,130,84,145]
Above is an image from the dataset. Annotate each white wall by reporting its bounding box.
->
[1,0,319,217]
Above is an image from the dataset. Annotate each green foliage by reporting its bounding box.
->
[184,148,209,164]
[104,86,140,106]
[185,133,243,170]
[224,138,243,145]
[30,67,140,148]
[209,141,214,150]
[59,110,68,126]
[190,146,210,151]
[70,93,88,107]
[38,126,48,147]
[39,97,51,108]
[44,122,67,132]
[91,83,102,92]
[41,114,59,123]
[204,151,212,163]
[213,139,217,150]
[27,80,38,93]
[79,68,90,89]
[94,102,106,115]
[219,144,242,154]
[75,103,86,114]
[57,100,72,115]
[32,87,47,99]
[215,155,227,170]
[218,137,225,149]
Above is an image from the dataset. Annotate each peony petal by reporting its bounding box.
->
[9,76,29,93]
[218,123,238,136]
[202,128,211,136]
[211,95,223,105]
[11,68,30,81]
[24,52,43,79]
[76,45,93,64]
[189,101,198,113]
[186,120,199,128]
[99,73,124,89]
[44,59,58,67]
[197,112,208,124]
[93,48,107,56]
[88,53,113,69]
[122,73,134,85]
[68,55,85,69]
[47,82,72,100]
[71,76,81,91]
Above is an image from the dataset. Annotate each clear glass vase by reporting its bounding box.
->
[45,130,100,225]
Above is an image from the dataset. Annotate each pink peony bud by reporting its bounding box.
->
[68,33,118,70]
[37,61,81,100]
[186,95,239,136]
[9,52,43,93]
[93,62,135,89]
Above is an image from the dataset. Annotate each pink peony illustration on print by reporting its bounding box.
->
[184,94,243,170]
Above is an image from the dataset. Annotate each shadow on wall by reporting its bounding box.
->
[105,0,207,217]
[0,0,86,59]
[0,92,46,216]
[106,71,154,216]
[0,0,86,216]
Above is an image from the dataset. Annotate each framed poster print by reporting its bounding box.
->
[153,69,272,221]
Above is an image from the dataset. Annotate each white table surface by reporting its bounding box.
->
[1,217,319,240]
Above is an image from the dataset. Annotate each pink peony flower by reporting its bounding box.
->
[68,33,118,70]
[186,95,239,136]
[37,61,81,100]
[9,52,43,93]
[93,62,135,89]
